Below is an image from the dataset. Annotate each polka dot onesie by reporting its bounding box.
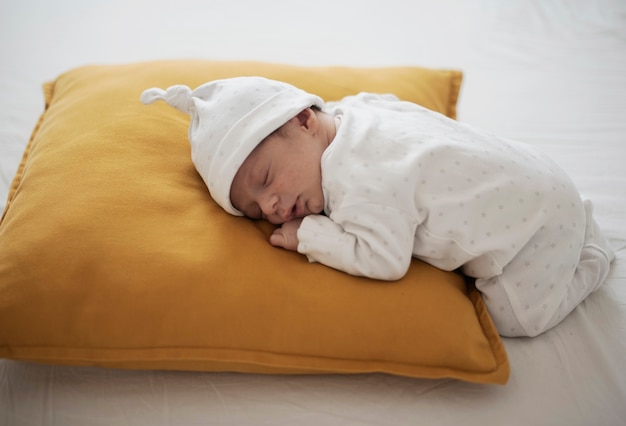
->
[297,93,614,337]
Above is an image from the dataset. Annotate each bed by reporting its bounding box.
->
[1,0,625,425]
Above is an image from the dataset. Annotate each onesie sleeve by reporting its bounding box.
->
[297,204,418,281]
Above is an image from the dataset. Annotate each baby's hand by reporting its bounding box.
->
[269,218,303,251]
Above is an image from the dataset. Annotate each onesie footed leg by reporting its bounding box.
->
[476,277,527,337]
[538,245,612,334]
[582,200,615,267]
[539,201,614,333]
[477,200,614,338]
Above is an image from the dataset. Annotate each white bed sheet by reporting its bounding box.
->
[1,1,625,425]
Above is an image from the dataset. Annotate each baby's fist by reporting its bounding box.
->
[269,218,303,251]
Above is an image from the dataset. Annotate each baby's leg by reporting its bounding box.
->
[540,201,614,333]
[477,200,613,337]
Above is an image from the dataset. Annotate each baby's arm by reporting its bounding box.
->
[269,218,303,251]
[295,206,418,281]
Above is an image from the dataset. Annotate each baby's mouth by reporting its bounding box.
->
[291,196,303,219]
[280,200,297,222]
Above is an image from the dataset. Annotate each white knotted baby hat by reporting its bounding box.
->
[141,77,324,215]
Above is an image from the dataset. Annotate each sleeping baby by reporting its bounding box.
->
[141,76,614,337]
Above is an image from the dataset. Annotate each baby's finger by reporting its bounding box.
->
[269,231,285,247]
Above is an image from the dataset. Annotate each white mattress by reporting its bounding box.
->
[1,1,625,425]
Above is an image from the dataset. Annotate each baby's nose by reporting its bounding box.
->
[260,195,284,222]
[262,200,294,224]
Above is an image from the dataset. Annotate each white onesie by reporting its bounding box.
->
[296,93,613,337]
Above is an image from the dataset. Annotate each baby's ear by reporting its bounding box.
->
[295,108,318,132]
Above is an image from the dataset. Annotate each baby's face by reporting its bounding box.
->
[230,128,325,225]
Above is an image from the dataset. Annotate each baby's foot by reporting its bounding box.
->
[583,200,615,263]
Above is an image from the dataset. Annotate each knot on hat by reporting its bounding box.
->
[141,85,194,114]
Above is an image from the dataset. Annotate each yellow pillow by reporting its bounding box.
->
[0,60,509,384]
